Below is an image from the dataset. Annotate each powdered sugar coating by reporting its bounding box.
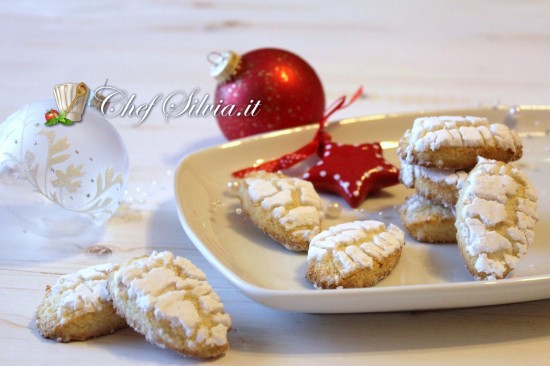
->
[399,160,416,188]
[308,221,404,286]
[35,263,128,343]
[400,160,468,189]
[401,193,455,219]
[399,116,522,168]
[244,172,324,240]
[111,251,231,350]
[51,263,116,324]
[408,116,518,152]
[455,158,538,280]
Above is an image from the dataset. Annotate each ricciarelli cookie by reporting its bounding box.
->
[398,116,522,170]
[35,263,127,342]
[455,158,538,280]
[238,171,325,251]
[399,194,457,243]
[306,221,404,289]
[108,251,231,358]
[400,160,468,207]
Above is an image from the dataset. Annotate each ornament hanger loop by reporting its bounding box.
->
[321,86,363,128]
[232,86,364,178]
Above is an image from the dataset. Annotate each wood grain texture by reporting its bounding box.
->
[1,1,550,365]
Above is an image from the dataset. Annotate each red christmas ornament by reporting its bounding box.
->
[303,142,399,208]
[210,48,325,140]
[233,87,400,207]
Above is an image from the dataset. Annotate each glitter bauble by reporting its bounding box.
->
[0,100,129,237]
[212,48,325,140]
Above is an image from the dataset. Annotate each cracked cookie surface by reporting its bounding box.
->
[107,251,231,358]
[399,194,457,243]
[35,263,127,342]
[400,160,468,207]
[239,171,325,251]
[398,116,522,169]
[455,158,538,280]
[306,220,404,289]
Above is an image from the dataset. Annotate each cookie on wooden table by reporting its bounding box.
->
[306,220,404,289]
[238,171,325,251]
[107,251,231,359]
[398,116,522,170]
[455,158,538,280]
[35,263,127,342]
[399,194,457,243]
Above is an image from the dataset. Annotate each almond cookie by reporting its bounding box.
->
[398,116,522,170]
[455,158,538,280]
[239,171,325,251]
[306,220,404,289]
[107,251,231,358]
[35,263,127,342]
[399,194,457,243]
[400,160,468,207]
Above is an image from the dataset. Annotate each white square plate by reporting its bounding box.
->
[174,106,550,313]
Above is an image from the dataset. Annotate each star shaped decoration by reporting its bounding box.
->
[302,142,399,208]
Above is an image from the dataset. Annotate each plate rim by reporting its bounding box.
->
[174,105,550,313]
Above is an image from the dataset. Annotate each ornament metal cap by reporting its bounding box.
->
[209,51,241,83]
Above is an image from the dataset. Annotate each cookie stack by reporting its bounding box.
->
[396,116,523,244]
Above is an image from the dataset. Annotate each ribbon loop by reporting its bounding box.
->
[232,86,363,178]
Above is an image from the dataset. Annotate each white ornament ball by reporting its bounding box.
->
[0,100,129,237]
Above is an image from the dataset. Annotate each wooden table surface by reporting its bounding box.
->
[1,1,550,365]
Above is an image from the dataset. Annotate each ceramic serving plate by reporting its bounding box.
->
[174,106,550,313]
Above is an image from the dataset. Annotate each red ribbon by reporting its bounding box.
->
[232,86,363,178]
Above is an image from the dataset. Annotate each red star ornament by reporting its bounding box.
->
[302,142,399,208]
